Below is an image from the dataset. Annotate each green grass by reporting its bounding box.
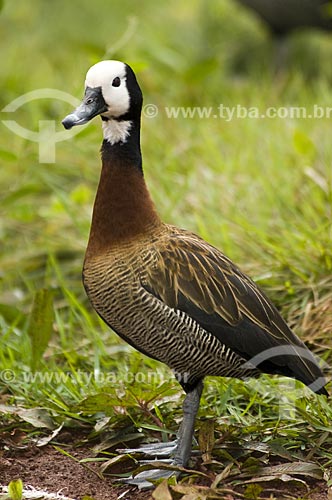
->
[1,0,332,498]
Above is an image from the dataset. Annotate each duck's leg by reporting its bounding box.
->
[173,379,203,466]
[121,380,203,489]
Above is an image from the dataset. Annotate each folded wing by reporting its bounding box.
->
[142,229,326,395]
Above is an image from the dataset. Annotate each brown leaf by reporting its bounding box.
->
[100,453,135,473]
[198,420,215,463]
[211,463,234,488]
[242,473,308,488]
[256,461,322,480]
[152,479,173,500]
[171,484,209,499]
[33,423,64,447]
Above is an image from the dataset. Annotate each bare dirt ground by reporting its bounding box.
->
[0,442,151,500]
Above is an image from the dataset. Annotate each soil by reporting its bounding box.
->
[0,442,152,500]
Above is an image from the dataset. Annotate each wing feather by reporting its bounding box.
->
[141,227,326,393]
[146,230,277,332]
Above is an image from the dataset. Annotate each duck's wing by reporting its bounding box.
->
[142,229,326,394]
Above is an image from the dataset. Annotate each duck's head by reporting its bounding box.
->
[62,60,142,131]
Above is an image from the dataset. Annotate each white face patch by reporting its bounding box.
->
[85,60,130,119]
[102,119,132,145]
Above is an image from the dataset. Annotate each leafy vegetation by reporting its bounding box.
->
[0,0,332,498]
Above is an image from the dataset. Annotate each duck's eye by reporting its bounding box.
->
[112,77,121,87]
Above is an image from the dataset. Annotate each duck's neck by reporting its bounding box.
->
[85,119,161,257]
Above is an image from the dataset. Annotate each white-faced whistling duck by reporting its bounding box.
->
[62,60,327,488]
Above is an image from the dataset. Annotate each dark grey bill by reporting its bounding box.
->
[62,86,108,130]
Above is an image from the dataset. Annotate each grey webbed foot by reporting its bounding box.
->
[118,439,178,458]
[121,465,180,489]
[117,381,203,489]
